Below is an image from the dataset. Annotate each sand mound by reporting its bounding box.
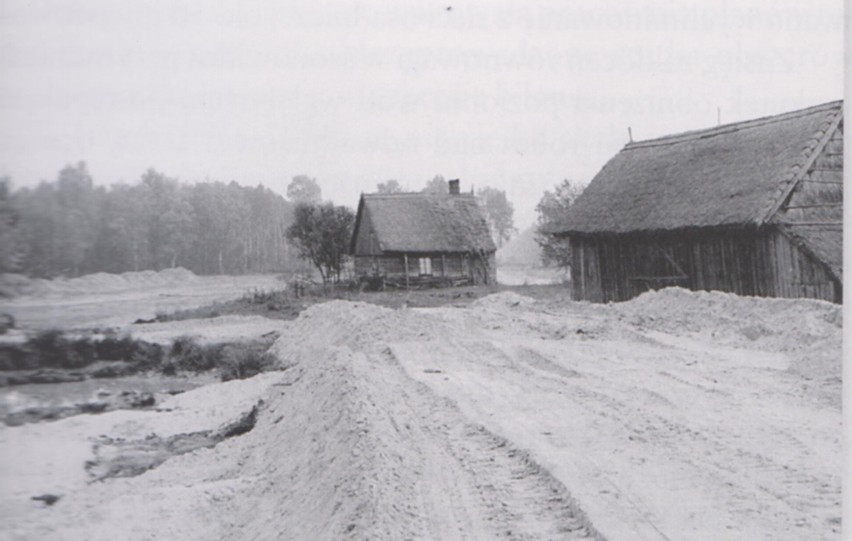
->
[617,287,841,342]
[616,287,842,378]
[3,268,200,298]
[270,300,460,366]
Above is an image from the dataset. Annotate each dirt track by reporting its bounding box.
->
[0,283,842,540]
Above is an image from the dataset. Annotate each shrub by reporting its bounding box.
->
[129,340,165,370]
[169,336,221,373]
[95,334,137,361]
[29,329,96,369]
[0,343,33,370]
[218,344,275,382]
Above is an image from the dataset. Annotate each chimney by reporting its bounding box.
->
[448,179,460,195]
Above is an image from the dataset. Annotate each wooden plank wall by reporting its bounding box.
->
[766,231,838,301]
[570,229,838,303]
[354,254,468,280]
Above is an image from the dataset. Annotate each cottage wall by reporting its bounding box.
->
[354,251,496,286]
[570,229,839,303]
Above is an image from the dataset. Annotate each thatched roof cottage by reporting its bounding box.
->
[549,100,843,303]
[351,180,497,288]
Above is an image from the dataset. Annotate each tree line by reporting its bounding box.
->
[1,163,299,277]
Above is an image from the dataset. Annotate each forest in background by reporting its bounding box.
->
[0,163,298,277]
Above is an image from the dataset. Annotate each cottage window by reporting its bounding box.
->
[418,257,432,275]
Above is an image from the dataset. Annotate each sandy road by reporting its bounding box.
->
[386,296,841,540]
[350,345,600,539]
[256,291,839,540]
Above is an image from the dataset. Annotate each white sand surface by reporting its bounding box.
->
[0,287,841,540]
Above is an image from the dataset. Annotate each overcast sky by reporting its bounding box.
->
[0,0,844,228]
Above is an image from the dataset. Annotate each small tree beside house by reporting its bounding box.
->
[286,202,355,284]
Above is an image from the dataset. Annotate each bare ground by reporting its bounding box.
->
[0,272,841,540]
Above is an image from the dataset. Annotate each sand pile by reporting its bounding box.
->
[614,287,842,378]
[270,300,463,366]
[213,348,443,540]
[2,268,200,298]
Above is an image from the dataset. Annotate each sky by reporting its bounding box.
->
[0,0,844,229]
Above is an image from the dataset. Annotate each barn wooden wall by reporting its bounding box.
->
[570,229,839,303]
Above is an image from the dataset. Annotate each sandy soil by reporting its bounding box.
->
[0,279,841,540]
[497,265,567,286]
[2,270,285,330]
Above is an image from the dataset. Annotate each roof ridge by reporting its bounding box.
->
[363,192,475,198]
[624,100,842,150]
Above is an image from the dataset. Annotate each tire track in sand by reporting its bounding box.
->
[359,345,604,540]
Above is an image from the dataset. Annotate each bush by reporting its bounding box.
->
[129,340,165,370]
[169,336,221,373]
[0,343,34,370]
[29,329,96,369]
[95,334,137,361]
[218,344,275,382]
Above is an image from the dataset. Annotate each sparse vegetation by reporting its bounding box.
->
[218,344,276,382]
[0,330,277,385]
[164,336,277,381]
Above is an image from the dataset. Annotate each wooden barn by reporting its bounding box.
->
[549,100,843,303]
[350,180,497,288]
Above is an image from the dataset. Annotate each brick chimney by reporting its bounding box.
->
[448,179,460,195]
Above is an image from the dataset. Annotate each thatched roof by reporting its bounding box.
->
[552,100,843,235]
[352,193,496,254]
